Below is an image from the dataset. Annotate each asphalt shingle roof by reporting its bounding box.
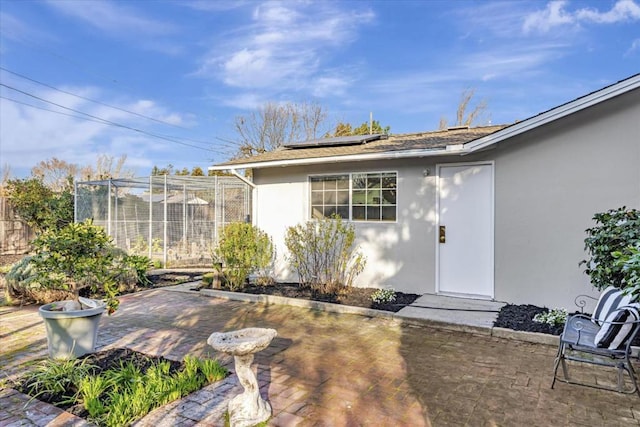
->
[216,125,507,167]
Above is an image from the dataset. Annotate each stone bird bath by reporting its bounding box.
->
[208,328,277,427]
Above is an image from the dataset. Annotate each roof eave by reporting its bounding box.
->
[463,74,640,153]
[208,146,469,171]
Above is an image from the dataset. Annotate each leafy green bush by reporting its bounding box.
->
[5,177,74,233]
[285,215,366,293]
[580,207,640,292]
[613,245,640,296]
[31,220,122,313]
[215,223,274,291]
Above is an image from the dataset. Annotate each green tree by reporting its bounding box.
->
[325,120,390,137]
[191,167,205,176]
[5,178,74,233]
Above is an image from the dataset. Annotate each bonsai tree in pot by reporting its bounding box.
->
[31,219,123,359]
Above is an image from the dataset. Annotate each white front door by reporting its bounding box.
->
[436,162,494,299]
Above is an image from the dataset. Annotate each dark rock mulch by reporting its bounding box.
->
[493,304,565,335]
[212,282,421,313]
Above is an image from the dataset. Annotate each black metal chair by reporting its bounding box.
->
[551,292,640,396]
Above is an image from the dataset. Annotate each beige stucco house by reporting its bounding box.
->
[210,74,640,309]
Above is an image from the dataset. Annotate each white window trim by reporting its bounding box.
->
[307,171,399,223]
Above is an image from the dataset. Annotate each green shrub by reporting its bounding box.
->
[284,215,366,293]
[613,244,640,296]
[533,308,567,326]
[215,223,274,291]
[580,207,640,292]
[5,177,74,233]
[371,288,396,304]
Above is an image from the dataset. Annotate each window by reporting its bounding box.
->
[310,175,350,219]
[310,172,397,222]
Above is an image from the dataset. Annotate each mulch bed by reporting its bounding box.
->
[493,304,564,335]
[212,282,421,313]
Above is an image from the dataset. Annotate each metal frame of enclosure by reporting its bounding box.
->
[75,176,251,267]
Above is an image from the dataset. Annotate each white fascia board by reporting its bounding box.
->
[464,75,640,153]
[208,147,465,171]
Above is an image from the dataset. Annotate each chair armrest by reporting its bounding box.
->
[574,294,597,314]
[561,314,599,347]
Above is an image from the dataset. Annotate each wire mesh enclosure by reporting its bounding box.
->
[75,175,251,267]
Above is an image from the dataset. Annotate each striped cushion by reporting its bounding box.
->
[591,286,635,325]
[594,304,640,350]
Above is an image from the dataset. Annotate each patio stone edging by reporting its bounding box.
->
[189,285,561,347]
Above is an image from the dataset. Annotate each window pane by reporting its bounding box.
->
[367,189,381,205]
[367,175,381,189]
[336,205,349,218]
[382,189,396,204]
[367,206,381,220]
[352,174,366,189]
[337,190,349,204]
[337,178,350,189]
[311,191,323,204]
[381,174,396,189]
[324,206,337,218]
[352,206,365,220]
[324,190,337,204]
[352,190,366,205]
[310,179,324,191]
[312,206,324,219]
[382,206,396,221]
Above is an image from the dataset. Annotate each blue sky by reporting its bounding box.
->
[1,0,638,179]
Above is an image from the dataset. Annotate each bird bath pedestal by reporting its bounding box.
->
[207,327,277,427]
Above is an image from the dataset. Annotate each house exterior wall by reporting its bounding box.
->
[253,159,442,295]
[487,88,640,308]
[252,87,639,308]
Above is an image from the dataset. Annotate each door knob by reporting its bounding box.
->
[439,225,446,243]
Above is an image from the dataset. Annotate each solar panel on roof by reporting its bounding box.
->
[282,134,386,148]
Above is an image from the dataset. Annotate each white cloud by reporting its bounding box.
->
[524,0,640,33]
[0,82,192,176]
[46,0,174,35]
[626,38,640,55]
[576,0,640,23]
[523,1,575,33]
[196,2,374,100]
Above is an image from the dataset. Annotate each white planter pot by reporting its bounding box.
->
[39,301,106,359]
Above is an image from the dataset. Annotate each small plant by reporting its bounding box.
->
[371,288,397,304]
[285,214,366,293]
[533,308,568,327]
[580,207,640,293]
[16,352,228,427]
[215,223,274,291]
[21,357,96,405]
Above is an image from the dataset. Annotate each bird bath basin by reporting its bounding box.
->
[208,328,277,427]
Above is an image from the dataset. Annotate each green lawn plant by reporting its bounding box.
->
[580,207,640,295]
[215,222,274,291]
[285,214,366,293]
[17,354,227,427]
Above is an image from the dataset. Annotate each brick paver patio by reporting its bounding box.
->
[1,287,639,426]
